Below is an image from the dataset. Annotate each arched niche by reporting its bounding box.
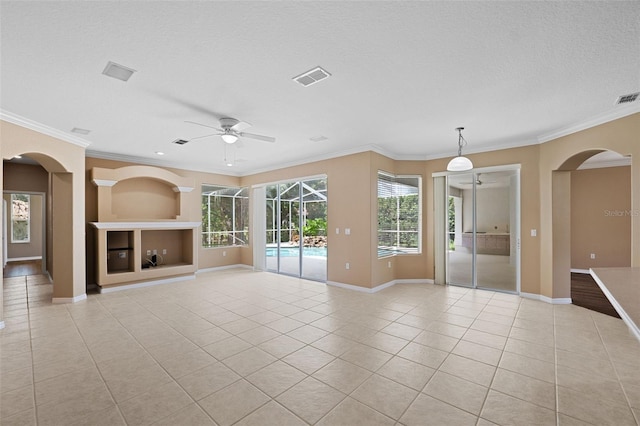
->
[91,165,194,222]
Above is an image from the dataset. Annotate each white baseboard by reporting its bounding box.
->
[52,293,87,304]
[0,321,5,329]
[571,268,590,274]
[396,279,435,285]
[198,264,253,274]
[98,274,196,293]
[521,292,572,304]
[7,256,43,262]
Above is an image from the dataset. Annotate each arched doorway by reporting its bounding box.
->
[550,149,632,303]
[1,118,88,328]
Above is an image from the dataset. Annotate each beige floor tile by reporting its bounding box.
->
[425,321,468,339]
[286,324,328,344]
[1,366,32,394]
[311,333,357,357]
[258,334,306,358]
[397,342,448,369]
[34,367,107,407]
[340,343,393,371]
[471,318,511,337]
[557,364,626,404]
[310,316,348,332]
[317,397,395,426]
[503,337,555,363]
[377,356,435,391]
[557,385,637,426]
[288,309,325,324]
[203,336,252,360]
[152,403,216,426]
[462,329,507,350]
[236,325,281,345]
[177,362,241,400]
[187,327,233,347]
[0,407,36,426]
[413,330,459,352]
[276,377,346,424]
[557,413,595,425]
[439,353,496,387]
[380,322,422,340]
[481,390,556,426]
[423,371,487,415]
[313,358,372,394]
[1,384,34,419]
[157,348,217,379]
[245,360,307,397]
[477,311,515,326]
[235,401,305,426]
[67,405,126,426]
[498,350,555,384]
[119,381,193,426]
[351,374,418,419]
[400,393,477,426]
[362,331,410,354]
[266,317,305,333]
[222,347,277,376]
[219,318,261,335]
[491,368,556,410]
[283,345,335,374]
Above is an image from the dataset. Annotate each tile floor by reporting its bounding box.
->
[1,269,640,425]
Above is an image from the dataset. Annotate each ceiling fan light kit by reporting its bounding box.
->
[182,117,275,150]
[221,133,239,144]
[447,127,474,172]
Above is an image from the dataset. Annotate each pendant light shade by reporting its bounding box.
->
[221,133,238,144]
[447,127,473,172]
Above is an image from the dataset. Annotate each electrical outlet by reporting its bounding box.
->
[146,250,151,256]
[345,228,351,235]
[531,229,537,237]
[590,253,596,259]
[388,261,391,268]
[162,249,167,255]
[152,249,157,255]
[336,228,340,234]
[223,251,227,257]
[345,262,350,270]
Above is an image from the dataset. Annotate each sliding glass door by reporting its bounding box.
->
[446,169,519,293]
[265,177,327,282]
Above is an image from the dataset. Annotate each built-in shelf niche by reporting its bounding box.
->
[91,165,194,222]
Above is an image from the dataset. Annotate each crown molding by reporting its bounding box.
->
[0,110,91,148]
[85,150,244,177]
[537,104,640,144]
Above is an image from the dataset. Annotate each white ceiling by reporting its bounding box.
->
[1,1,639,176]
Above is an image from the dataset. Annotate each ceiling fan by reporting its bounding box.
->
[460,173,496,186]
[183,117,275,144]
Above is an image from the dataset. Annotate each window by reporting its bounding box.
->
[201,185,249,247]
[11,193,30,243]
[377,172,421,257]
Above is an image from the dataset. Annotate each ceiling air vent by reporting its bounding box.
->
[293,66,331,87]
[172,138,189,145]
[102,61,136,82]
[616,92,639,105]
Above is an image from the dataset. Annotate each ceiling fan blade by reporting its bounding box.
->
[188,133,220,142]
[184,120,223,132]
[231,120,252,132]
[239,132,276,143]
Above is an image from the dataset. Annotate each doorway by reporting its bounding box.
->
[446,168,520,293]
[265,177,327,282]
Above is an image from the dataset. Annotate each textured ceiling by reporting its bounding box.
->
[1,1,639,175]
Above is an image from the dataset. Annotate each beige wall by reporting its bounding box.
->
[571,166,631,269]
[1,119,87,303]
[540,113,639,299]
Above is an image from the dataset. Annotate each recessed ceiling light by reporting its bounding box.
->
[293,66,331,87]
[71,127,91,135]
[309,135,328,142]
[155,151,165,156]
[102,61,136,82]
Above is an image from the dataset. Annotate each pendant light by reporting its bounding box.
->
[447,127,473,171]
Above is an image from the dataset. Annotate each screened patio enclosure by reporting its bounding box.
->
[201,185,249,248]
[266,177,327,282]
